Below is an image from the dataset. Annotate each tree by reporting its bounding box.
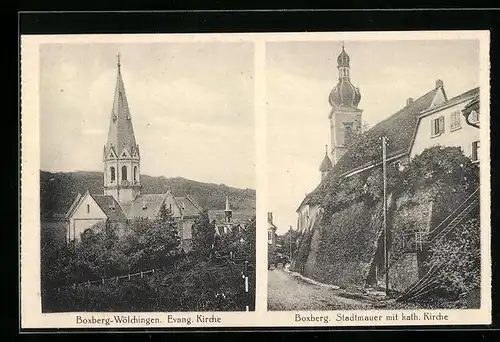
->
[426,218,480,298]
[191,210,215,257]
[345,121,371,148]
[126,206,181,270]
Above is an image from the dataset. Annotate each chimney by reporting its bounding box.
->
[435,79,444,89]
[406,97,414,105]
[267,212,273,224]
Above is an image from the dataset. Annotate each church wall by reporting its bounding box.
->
[68,194,107,241]
[297,204,309,233]
[411,100,480,161]
[181,219,194,240]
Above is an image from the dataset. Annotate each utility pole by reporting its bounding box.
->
[382,136,389,296]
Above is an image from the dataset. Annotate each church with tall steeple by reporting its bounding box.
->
[297,43,363,232]
[315,44,362,182]
[327,43,363,166]
[103,53,142,205]
[65,55,203,252]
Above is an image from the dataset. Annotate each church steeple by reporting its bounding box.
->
[103,54,141,205]
[106,53,137,155]
[327,43,363,167]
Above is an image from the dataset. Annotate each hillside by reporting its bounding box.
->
[40,170,255,219]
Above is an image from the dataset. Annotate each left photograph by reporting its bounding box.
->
[39,42,256,312]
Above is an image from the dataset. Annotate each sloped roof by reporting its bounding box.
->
[208,208,256,224]
[333,87,440,177]
[319,152,333,172]
[174,195,203,218]
[301,86,442,208]
[296,193,313,212]
[125,193,167,219]
[420,87,479,117]
[91,194,127,221]
[105,59,138,156]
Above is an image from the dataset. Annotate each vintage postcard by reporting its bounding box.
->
[266,32,491,326]
[21,30,490,329]
[21,35,257,328]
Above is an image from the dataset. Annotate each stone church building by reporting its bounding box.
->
[65,56,203,252]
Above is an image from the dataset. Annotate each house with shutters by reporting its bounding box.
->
[65,55,203,252]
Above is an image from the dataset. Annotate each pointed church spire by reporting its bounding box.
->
[106,54,137,154]
[104,54,141,205]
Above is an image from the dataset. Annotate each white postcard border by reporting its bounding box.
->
[20,30,491,329]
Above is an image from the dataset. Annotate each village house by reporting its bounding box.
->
[65,55,203,252]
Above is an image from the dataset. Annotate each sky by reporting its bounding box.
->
[40,42,255,190]
[266,39,480,234]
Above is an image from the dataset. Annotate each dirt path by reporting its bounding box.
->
[267,268,374,311]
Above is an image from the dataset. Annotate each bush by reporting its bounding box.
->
[426,218,480,298]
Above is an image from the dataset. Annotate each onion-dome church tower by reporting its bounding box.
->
[328,43,363,165]
[103,54,141,206]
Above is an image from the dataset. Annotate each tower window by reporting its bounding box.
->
[110,167,116,182]
[343,122,354,145]
[86,204,90,214]
[122,166,128,181]
[134,166,138,182]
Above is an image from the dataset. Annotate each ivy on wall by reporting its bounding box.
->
[293,146,480,293]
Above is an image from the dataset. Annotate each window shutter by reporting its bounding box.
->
[439,116,444,133]
[431,120,435,135]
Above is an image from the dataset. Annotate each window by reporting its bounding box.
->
[86,204,90,214]
[121,166,127,181]
[472,141,480,161]
[110,167,116,182]
[450,111,461,131]
[134,166,138,182]
[431,116,445,136]
[343,122,354,145]
[469,110,479,123]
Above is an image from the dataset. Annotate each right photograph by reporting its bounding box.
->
[266,39,482,311]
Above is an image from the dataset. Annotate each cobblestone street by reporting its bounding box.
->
[267,267,374,311]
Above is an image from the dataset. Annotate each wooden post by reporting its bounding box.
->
[382,136,389,296]
[244,261,249,312]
